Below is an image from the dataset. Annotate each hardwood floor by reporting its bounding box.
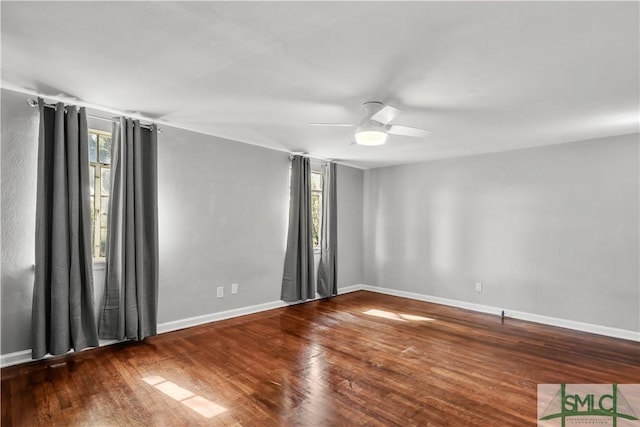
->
[2,290,639,426]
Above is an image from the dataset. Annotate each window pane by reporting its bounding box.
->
[311,172,323,191]
[89,129,112,259]
[89,133,98,162]
[100,228,107,258]
[89,165,95,196]
[90,195,95,223]
[99,135,112,164]
[312,193,321,248]
[101,197,109,226]
[90,195,95,252]
[101,167,110,195]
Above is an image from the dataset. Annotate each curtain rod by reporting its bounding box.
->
[289,152,334,164]
[27,98,163,133]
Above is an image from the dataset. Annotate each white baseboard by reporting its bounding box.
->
[0,350,32,368]
[337,284,364,295]
[160,283,367,335]
[0,285,365,368]
[0,339,121,368]
[157,300,289,334]
[361,285,640,342]
[3,283,637,368]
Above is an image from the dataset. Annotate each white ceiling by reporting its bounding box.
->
[2,1,638,169]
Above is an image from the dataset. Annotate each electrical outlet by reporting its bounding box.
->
[217,286,224,298]
[231,283,238,294]
[475,282,483,292]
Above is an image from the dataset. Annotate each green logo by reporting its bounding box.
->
[539,384,639,427]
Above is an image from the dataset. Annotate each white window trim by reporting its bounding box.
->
[93,258,106,271]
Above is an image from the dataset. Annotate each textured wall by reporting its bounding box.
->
[1,89,39,353]
[363,134,640,331]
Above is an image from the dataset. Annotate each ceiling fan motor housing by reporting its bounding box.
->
[362,101,385,123]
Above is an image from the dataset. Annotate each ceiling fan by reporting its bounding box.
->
[310,101,431,146]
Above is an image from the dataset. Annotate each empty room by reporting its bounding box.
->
[1,1,639,426]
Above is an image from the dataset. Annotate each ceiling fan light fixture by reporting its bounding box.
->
[355,129,387,146]
[311,101,430,146]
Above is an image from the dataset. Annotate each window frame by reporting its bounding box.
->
[88,128,112,261]
[310,169,323,252]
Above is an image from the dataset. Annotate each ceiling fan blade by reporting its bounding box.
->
[370,105,401,125]
[309,123,355,127]
[387,125,432,138]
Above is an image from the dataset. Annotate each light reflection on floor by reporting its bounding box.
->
[363,309,435,322]
[142,376,227,418]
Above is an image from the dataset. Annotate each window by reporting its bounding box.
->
[88,129,112,258]
[311,170,323,249]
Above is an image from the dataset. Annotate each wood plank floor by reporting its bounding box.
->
[2,290,639,426]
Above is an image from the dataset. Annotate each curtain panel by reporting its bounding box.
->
[99,118,158,341]
[32,99,99,359]
[281,155,315,302]
[317,162,337,297]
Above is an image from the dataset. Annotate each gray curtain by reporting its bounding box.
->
[32,99,99,359]
[317,162,338,297]
[281,155,314,302]
[99,118,158,341]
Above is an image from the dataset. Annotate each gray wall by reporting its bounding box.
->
[3,82,635,356]
[1,88,365,355]
[156,125,290,322]
[337,164,364,288]
[363,133,639,331]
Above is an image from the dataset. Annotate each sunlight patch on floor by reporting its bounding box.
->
[142,376,227,419]
[154,380,195,401]
[363,309,434,322]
